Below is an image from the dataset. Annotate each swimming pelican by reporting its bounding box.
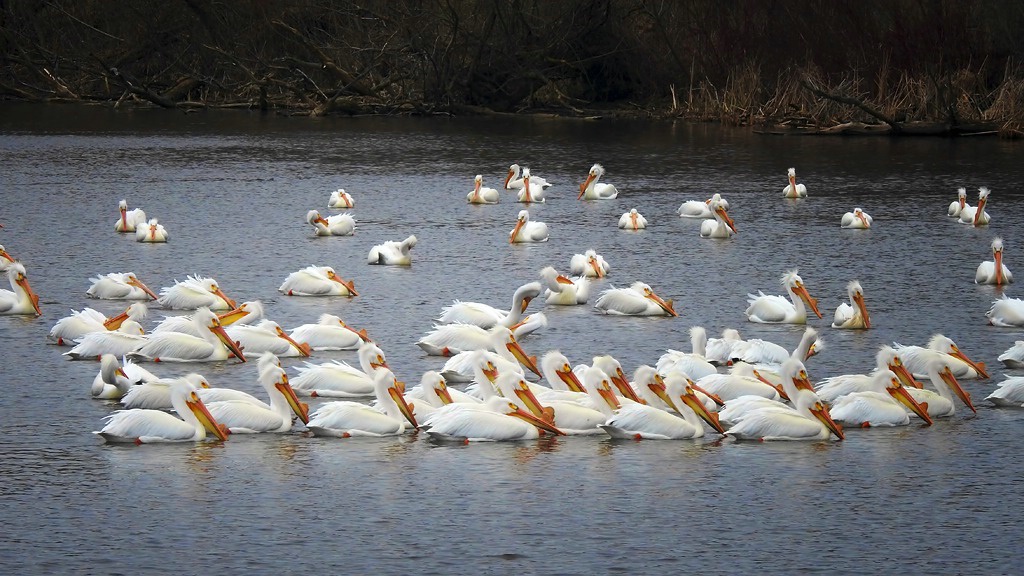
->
[725,384,843,441]
[438,327,543,384]
[898,357,977,417]
[569,249,610,278]
[305,368,418,437]
[63,319,147,359]
[328,189,355,209]
[90,354,134,400]
[730,328,824,369]
[947,187,967,217]
[367,235,417,265]
[225,320,312,357]
[959,187,991,226]
[399,371,460,421]
[539,266,589,305]
[288,314,370,350]
[0,244,15,268]
[655,326,718,380]
[814,346,916,403]
[494,371,607,435]
[705,328,743,365]
[827,370,933,427]
[157,275,237,310]
[578,163,619,200]
[595,281,678,316]
[152,301,261,337]
[745,269,822,324]
[135,218,167,243]
[987,295,1024,327]
[94,378,230,444]
[49,302,148,345]
[840,208,872,229]
[515,168,547,203]
[206,359,309,433]
[467,175,499,204]
[126,307,246,363]
[278,265,357,296]
[618,208,648,230]
[678,193,730,219]
[0,262,41,316]
[998,341,1024,369]
[422,396,565,441]
[832,280,871,329]
[692,362,782,403]
[699,197,737,238]
[114,199,146,233]
[438,281,542,329]
[597,370,725,439]
[306,209,356,236]
[120,373,209,410]
[289,340,388,397]
[985,376,1024,407]
[418,324,542,375]
[504,163,552,190]
[976,238,1012,285]
[893,334,989,380]
[509,209,548,243]
[86,272,158,300]
[782,167,807,198]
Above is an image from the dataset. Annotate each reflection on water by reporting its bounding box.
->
[0,103,1023,574]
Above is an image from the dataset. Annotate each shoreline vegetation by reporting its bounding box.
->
[2,1,1022,138]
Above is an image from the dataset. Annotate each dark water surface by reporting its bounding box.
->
[1,104,1022,574]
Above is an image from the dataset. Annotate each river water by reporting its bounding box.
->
[0,104,1022,574]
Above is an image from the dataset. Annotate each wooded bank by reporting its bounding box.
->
[2,1,1022,137]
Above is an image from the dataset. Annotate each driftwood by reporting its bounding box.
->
[799,77,901,133]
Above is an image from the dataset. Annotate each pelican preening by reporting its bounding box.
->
[569,249,610,278]
[467,175,499,204]
[782,167,807,198]
[840,208,872,229]
[699,197,737,238]
[959,187,991,226]
[86,272,158,300]
[745,269,822,324]
[278,265,357,296]
[947,187,967,217]
[976,238,1012,285]
[595,281,678,316]
[540,266,590,305]
[0,262,41,316]
[157,275,237,310]
[136,219,167,243]
[509,210,549,243]
[832,280,871,329]
[504,163,551,191]
[367,235,417,265]
[115,199,146,233]
[94,377,230,444]
[618,208,648,230]
[678,193,730,219]
[306,209,356,236]
[577,163,619,200]
[987,295,1024,327]
[328,189,355,209]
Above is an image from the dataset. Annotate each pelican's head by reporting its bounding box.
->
[847,280,870,329]
[0,244,12,265]
[807,396,845,440]
[581,365,622,411]
[359,339,389,372]
[271,322,312,357]
[635,282,678,317]
[787,167,796,181]
[504,163,521,188]
[8,263,41,315]
[881,370,933,425]
[578,163,604,199]
[118,199,128,210]
[176,379,230,441]
[957,187,967,199]
[266,363,309,424]
[782,269,822,319]
[376,368,417,428]
[198,307,246,362]
[935,361,977,413]
[498,327,541,377]
[323,267,358,296]
[711,198,737,233]
[992,237,1004,254]
[540,350,585,393]
[422,371,454,405]
[510,210,530,244]
[203,280,236,309]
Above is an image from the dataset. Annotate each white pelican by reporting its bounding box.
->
[114,199,146,233]
[90,354,134,399]
[63,319,147,359]
[832,280,871,329]
[577,163,619,200]
[120,373,209,410]
[494,371,607,435]
[418,324,542,375]
[678,193,730,219]
[987,295,1024,327]
[438,281,542,328]
[536,350,589,399]
[504,163,551,190]
[288,313,370,350]
[947,187,967,217]
[539,266,589,305]
[998,341,1024,369]
[328,189,355,209]
[86,272,158,300]
[278,265,357,296]
[814,346,915,403]
[289,340,387,397]
[985,377,1024,407]
[306,209,356,236]
[595,281,678,316]
[422,397,564,441]
[655,326,718,380]
[898,358,977,417]
[569,249,610,278]
[699,197,737,239]
[840,207,872,229]
[151,301,261,337]
[894,334,989,380]
[515,168,547,203]
[618,208,647,231]
[467,175,499,204]
[367,234,417,265]
[206,360,309,433]
[597,370,725,439]
[157,275,237,310]
[509,209,548,243]
[782,167,807,198]
[127,307,246,363]
[94,378,230,444]
[959,187,991,226]
[226,320,312,357]
[135,218,167,243]
[731,327,824,368]
[745,269,822,324]
[0,262,41,316]
[0,244,15,268]
[399,371,459,421]
[976,237,1012,285]
[725,387,844,441]
[49,302,148,345]
[827,370,933,427]
[437,329,540,384]
[305,368,418,437]
[705,328,743,366]
[693,362,782,403]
